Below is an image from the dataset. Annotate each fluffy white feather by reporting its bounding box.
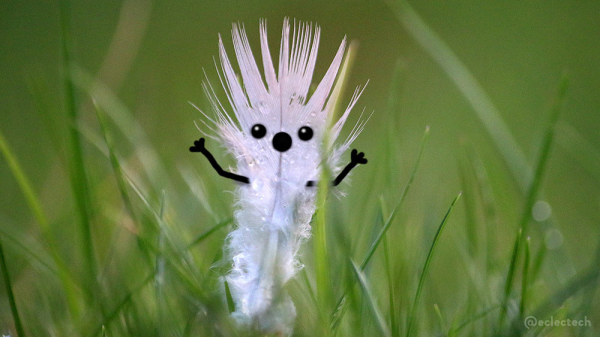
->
[197,19,367,334]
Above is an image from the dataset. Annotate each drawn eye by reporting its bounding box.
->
[298,126,313,141]
[251,124,267,139]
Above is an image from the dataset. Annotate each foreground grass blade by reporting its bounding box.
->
[406,192,461,337]
[331,126,430,330]
[224,280,235,314]
[186,218,232,249]
[0,129,80,318]
[519,237,531,320]
[60,0,97,296]
[351,261,391,337]
[433,303,446,332]
[381,208,398,337]
[0,239,26,337]
[498,229,522,330]
[155,191,167,335]
[314,147,332,334]
[529,242,546,283]
[0,132,50,236]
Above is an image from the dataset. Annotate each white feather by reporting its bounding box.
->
[201,19,367,334]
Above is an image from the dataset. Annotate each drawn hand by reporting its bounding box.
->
[190,138,206,152]
[350,149,368,165]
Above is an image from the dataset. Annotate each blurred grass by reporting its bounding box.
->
[330,126,429,332]
[351,260,391,337]
[385,0,533,191]
[0,238,25,337]
[499,75,568,330]
[60,0,97,305]
[1,0,600,336]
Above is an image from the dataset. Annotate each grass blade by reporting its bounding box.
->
[299,265,319,309]
[60,0,97,297]
[186,218,232,249]
[406,192,462,336]
[381,208,398,337]
[529,242,546,283]
[0,238,26,337]
[0,129,80,318]
[331,126,430,330]
[223,280,235,314]
[155,191,167,335]
[518,75,569,236]
[433,303,446,333]
[464,144,499,271]
[351,261,391,337]
[457,155,478,256]
[0,131,50,236]
[498,228,522,330]
[519,237,531,320]
[314,126,333,335]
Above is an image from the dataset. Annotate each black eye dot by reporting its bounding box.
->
[251,124,267,139]
[298,126,313,141]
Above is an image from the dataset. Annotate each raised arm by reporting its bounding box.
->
[190,138,250,184]
[306,149,368,187]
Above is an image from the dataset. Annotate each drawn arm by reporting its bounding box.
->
[306,149,368,187]
[190,138,250,184]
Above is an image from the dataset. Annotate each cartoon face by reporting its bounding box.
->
[242,119,320,184]
[197,19,367,187]
[249,123,314,153]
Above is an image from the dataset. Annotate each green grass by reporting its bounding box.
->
[405,192,461,336]
[0,238,25,337]
[1,1,599,336]
[60,0,97,306]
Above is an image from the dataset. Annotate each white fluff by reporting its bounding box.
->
[199,19,367,334]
